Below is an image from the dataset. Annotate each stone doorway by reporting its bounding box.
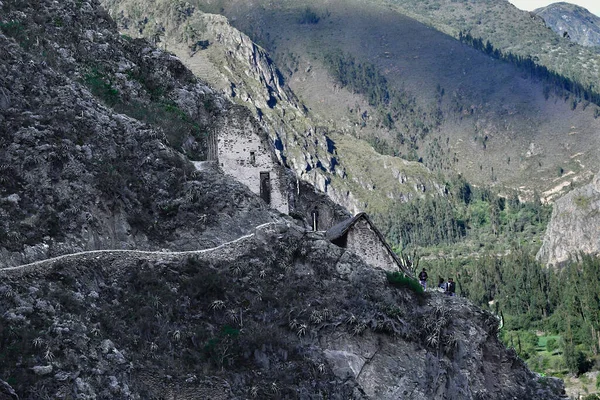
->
[260,172,271,205]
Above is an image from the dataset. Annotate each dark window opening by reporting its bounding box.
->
[331,234,348,248]
[260,172,271,205]
[250,151,256,165]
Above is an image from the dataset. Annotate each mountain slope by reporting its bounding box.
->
[0,0,571,398]
[182,0,600,199]
[381,0,600,96]
[535,2,600,48]
[101,0,446,214]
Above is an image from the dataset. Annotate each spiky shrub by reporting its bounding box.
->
[386,271,424,295]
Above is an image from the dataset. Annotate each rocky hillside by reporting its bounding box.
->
[535,2,600,48]
[537,171,600,266]
[0,222,568,399]
[0,0,282,269]
[0,0,571,398]
[101,0,444,214]
[141,0,600,200]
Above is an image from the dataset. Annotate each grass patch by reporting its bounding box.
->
[575,195,591,210]
[0,21,33,49]
[84,68,120,106]
[386,271,424,294]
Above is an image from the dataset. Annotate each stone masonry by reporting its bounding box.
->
[214,108,289,214]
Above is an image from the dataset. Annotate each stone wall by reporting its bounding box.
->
[346,218,398,272]
[293,179,351,231]
[215,108,289,214]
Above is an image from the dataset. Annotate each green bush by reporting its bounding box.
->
[582,395,600,400]
[84,68,120,106]
[546,337,558,353]
[563,340,589,375]
[0,21,32,48]
[386,271,424,294]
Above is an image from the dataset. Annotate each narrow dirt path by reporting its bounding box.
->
[0,222,276,274]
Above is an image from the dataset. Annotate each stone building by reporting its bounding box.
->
[326,213,405,273]
[212,107,290,214]
[210,106,351,232]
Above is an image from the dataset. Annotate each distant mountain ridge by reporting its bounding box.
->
[534,2,600,48]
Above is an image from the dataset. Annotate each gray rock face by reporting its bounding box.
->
[0,222,567,399]
[0,0,280,268]
[535,2,600,47]
[537,171,600,265]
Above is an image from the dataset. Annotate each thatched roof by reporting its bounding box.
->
[325,212,409,274]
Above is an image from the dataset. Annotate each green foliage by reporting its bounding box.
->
[84,68,120,106]
[0,21,32,49]
[563,340,589,375]
[81,66,211,160]
[204,325,241,368]
[582,395,600,400]
[376,178,551,251]
[386,271,424,295]
[546,337,559,353]
[502,330,539,359]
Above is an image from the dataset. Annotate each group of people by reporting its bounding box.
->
[418,268,456,296]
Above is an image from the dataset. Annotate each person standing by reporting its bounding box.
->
[446,278,456,296]
[418,268,428,291]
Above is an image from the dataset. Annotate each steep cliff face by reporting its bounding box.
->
[0,222,567,399]
[537,171,600,266]
[535,2,600,48]
[101,0,444,214]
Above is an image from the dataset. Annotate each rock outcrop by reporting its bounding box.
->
[537,170,600,266]
[0,0,281,268]
[0,222,567,399]
[535,2,600,48]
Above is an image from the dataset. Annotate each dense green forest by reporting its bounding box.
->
[378,178,600,381]
[376,176,551,253]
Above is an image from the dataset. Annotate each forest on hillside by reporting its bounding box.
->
[459,31,600,112]
[377,178,600,382]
